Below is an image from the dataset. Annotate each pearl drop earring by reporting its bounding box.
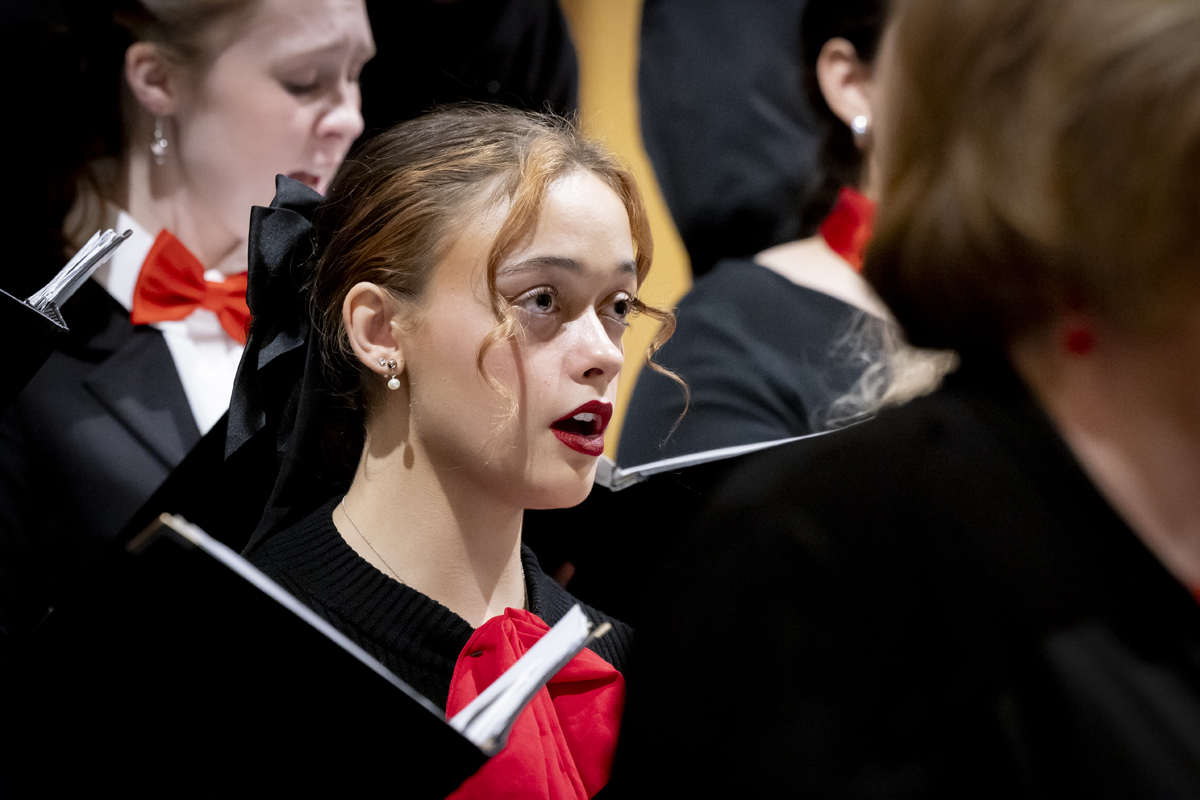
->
[380,357,400,390]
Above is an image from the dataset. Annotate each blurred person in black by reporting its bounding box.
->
[638,0,818,278]
[614,0,1200,794]
[620,0,948,466]
[359,0,577,134]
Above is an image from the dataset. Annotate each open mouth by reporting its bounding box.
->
[550,400,613,457]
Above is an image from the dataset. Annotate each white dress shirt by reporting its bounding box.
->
[90,206,245,436]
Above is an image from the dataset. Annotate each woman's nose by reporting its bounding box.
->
[574,311,625,385]
[318,80,365,143]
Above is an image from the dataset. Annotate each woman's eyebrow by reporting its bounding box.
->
[504,255,638,276]
[279,37,377,63]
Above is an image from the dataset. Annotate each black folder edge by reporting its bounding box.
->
[137,512,462,728]
[1,505,489,797]
[1,288,68,412]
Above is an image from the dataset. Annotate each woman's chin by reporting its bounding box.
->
[523,464,599,511]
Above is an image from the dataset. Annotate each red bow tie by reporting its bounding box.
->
[131,229,250,344]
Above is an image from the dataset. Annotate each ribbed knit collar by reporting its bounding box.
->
[261,497,551,678]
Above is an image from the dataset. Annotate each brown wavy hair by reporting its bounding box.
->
[866,0,1200,353]
[308,104,677,433]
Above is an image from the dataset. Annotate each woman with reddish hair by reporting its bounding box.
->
[235,105,674,797]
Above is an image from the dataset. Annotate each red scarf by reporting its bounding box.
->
[819,187,877,273]
[131,229,250,344]
[446,608,625,799]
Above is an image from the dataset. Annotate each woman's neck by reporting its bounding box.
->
[335,415,528,628]
[1012,319,1200,587]
[119,148,247,276]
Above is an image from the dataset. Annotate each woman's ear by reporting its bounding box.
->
[344,282,406,376]
[125,41,178,116]
[816,37,875,138]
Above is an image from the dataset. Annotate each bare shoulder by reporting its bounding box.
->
[755,236,890,319]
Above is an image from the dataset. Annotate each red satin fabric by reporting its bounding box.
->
[131,229,251,344]
[446,608,625,799]
[819,187,877,273]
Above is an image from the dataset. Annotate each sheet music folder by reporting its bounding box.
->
[0,287,68,413]
[0,514,486,797]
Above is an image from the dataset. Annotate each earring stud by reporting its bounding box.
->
[850,115,869,137]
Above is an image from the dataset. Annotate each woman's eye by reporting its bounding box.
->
[280,68,326,95]
[283,80,321,95]
[604,293,636,327]
[515,286,559,314]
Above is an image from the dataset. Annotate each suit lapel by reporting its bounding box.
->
[84,327,202,469]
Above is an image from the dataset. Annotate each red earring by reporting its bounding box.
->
[1062,323,1095,356]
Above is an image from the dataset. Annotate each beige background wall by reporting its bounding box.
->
[558,0,691,458]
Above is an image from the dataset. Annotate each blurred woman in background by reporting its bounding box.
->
[615,0,1200,794]
[0,0,373,652]
[618,0,949,466]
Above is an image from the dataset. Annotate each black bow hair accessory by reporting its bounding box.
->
[227,175,350,553]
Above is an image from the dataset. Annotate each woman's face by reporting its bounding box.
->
[397,169,637,510]
[168,0,374,242]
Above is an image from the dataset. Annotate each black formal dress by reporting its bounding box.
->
[613,358,1200,797]
[247,497,634,710]
[618,257,879,466]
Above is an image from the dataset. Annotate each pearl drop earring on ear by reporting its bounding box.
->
[851,115,870,136]
[380,357,400,390]
[151,116,168,165]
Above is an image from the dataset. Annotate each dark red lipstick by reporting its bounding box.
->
[550,400,613,457]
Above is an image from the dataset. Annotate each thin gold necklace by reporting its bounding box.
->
[340,496,528,610]
[341,496,406,584]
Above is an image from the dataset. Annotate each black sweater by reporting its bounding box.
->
[249,497,633,711]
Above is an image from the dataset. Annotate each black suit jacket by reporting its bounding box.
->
[614,360,1200,797]
[0,282,199,651]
